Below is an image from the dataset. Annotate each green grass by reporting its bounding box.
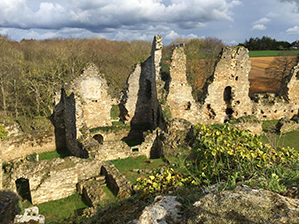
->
[262,130,299,151]
[37,192,88,223]
[101,186,117,200]
[111,156,166,184]
[38,151,61,161]
[249,50,299,57]
[262,120,279,132]
[110,105,120,119]
[38,149,72,161]
[90,123,130,133]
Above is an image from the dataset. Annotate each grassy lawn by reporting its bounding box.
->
[249,50,299,57]
[111,156,166,184]
[261,130,299,151]
[38,149,72,161]
[37,193,88,223]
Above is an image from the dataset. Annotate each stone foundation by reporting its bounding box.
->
[101,162,131,199]
[5,157,131,205]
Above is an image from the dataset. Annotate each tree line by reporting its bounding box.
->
[1,34,295,131]
[0,36,152,122]
[239,36,296,51]
[163,37,225,101]
[0,35,225,125]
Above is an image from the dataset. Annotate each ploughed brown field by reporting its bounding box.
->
[249,56,297,94]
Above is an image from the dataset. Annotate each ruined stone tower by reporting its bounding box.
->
[201,47,252,123]
[53,89,87,158]
[167,46,200,124]
[121,35,165,131]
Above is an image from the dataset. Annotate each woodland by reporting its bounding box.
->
[0,36,224,130]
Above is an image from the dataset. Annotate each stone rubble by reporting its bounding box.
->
[14,206,45,224]
[136,196,182,224]
[182,185,299,224]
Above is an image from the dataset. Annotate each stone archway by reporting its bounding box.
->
[93,134,104,144]
[223,86,234,121]
[15,178,32,204]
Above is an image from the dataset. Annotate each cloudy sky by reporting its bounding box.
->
[0,0,299,45]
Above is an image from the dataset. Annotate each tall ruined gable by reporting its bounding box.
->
[70,64,113,129]
[121,35,165,131]
[167,46,200,124]
[53,89,87,158]
[202,47,252,123]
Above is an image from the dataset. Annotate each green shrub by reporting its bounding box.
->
[162,105,172,121]
[187,123,299,192]
[133,167,198,194]
[0,124,8,140]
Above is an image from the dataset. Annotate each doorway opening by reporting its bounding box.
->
[15,178,32,204]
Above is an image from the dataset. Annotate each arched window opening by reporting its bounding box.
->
[223,86,234,121]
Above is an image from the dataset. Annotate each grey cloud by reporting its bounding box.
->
[0,0,239,32]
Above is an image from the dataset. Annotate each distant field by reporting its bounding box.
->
[249,56,297,93]
[249,50,299,57]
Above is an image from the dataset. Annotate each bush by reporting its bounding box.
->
[133,167,198,195]
[186,123,299,192]
[0,124,8,140]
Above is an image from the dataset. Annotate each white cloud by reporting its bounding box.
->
[165,31,180,40]
[251,17,270,31]
[252,24,267,31]
[184,33,200,39]
[252,17,271,25]
[286,25,299,34]
[227,40,238,45]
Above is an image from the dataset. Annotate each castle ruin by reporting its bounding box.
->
[1,35,299,208]
[201,47,253,123]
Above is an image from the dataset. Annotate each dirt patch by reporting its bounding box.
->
[249,56,297,94]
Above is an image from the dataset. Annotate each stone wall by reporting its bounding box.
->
[201,47,253,123]
[252,93,294,120]
[88,140,144,161]
[5,157,131,205]
[101,161,131,198]
[53,89,87,158]
[69,64,113,130]
[1,131,56,163]
[167,46,200,124]
[120,35,165,132]
[280,55,299,117]
[6,157,103,204]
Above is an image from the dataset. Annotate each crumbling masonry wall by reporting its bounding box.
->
[167,46,200,124]
[121,35,165,131]
[70,64,113,130]
[201,47,253,123]
[5,157,131,205]
[53,89,87,158]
